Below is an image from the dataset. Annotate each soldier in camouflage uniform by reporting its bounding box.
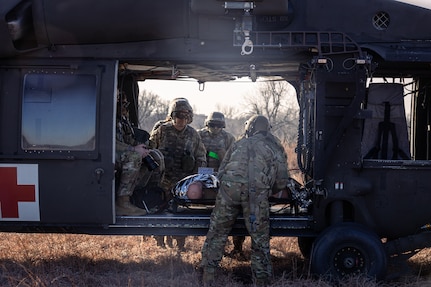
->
[149,98,207,249]
[197,112,246,256]
[198,112,235,172]
[201,115,290,286]
[116,92,164,216]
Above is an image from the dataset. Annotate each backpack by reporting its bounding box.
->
[131,184,167,214]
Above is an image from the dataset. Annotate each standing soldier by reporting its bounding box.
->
[201,115,290,286]
[149,97,207,250]
[198,112,245,256]
[198,112,235,172]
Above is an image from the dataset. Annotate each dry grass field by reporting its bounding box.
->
[0,233,430,286]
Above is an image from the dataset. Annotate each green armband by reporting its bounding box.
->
[208,151,219,160]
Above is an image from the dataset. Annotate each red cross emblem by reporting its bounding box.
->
[0,167,36,218]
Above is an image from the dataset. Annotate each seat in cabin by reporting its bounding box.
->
[361,83,411,160]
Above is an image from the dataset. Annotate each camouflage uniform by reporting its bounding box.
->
[198,113,244,256]
[149,101,206,249]
[201,122,289,283]
[149,121,207,194]
[198,128,235,171]
[116,114,164,197]
[116,114,142,197]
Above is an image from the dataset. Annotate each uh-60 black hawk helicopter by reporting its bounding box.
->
[2,0,431,281]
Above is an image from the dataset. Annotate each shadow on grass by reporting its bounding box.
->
[0,254,202,287]
[4,252,424,287]
[0,251,310,287]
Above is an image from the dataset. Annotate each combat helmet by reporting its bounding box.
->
[205,111,226,128]
[244,115,270,137]
[168,97,193,123]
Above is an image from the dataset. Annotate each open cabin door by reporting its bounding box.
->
[0,59,117,225]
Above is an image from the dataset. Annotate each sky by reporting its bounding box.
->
[395,0,431,9]
[139,79,262,116]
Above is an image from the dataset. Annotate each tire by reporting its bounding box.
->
[297,236,315,259]
[310,222,387,281]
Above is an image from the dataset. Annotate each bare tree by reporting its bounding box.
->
[138,90,169,131]
[242,80,299,144]
[214,103,238,119]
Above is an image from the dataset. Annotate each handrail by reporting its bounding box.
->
[234,30,363,57]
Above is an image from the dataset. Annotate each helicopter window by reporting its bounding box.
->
[362,81,411,160]
[21,73,97,151]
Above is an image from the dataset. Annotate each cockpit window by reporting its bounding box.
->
[21,73,97,151]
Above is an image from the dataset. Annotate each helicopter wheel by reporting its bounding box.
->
[310,222,387,281]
